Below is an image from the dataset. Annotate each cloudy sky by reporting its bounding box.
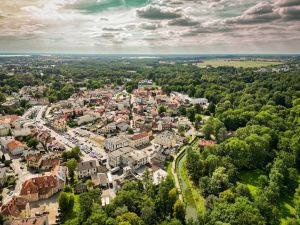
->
[0,0,300,54]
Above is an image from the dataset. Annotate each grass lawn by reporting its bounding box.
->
[197,59,283,68]
[239,170,299,224]
[181,158,205,216]
[239,170,264,196]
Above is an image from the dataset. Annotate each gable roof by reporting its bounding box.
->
[7,140,26,152]
[20,175,57,196]
[1,196,28,217]
[77,160,97,171]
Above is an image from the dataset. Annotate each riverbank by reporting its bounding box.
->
[172,137,205,220]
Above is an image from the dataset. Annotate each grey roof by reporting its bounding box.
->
[109,146,134,158]
[77,160,97,171]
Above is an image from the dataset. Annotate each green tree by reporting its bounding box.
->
[116,212,143,225]
[66,158,78,181]
[27,137,39,148]
[173,200,185,223]
[195,114,202,129]
[187,108,196,123]
[59,192,74,213]
[207,197,265,225]
[158,105,167,114]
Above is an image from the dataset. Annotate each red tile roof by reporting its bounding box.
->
[20,175,57,196]
[130,132,149,140]
[7,140,26,152]
[199,140,215,148]
[0,196,28,217]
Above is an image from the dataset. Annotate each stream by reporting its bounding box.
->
[177,152,198,221]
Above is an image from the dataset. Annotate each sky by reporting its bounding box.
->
[0,0,300,54]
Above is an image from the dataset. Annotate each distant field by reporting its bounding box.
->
[197,59,283,68]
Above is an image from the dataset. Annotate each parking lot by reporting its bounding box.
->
[65,129,108,164]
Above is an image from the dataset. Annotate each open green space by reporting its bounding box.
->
[239,170,264,196]
[239,170,299,224]
[197,59,283,68]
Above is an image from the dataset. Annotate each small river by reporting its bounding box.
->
[177,152,198,221]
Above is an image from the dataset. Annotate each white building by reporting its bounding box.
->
[104,137,129,152]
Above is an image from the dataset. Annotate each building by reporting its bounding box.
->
[104,137,129,152]
[11,215,49,225]
[7,140,26,155]
[108,147,132,168]
[0,167,7,186]
[108,146,148,170]
[128,132,150,148]
[74,183,88,194]
[19,166,66,202]
[154,131,177,148]
[199,140,215,151]
[91,173,108,188]
[26,153,60,170]
[0,124,10,136]
[77,160,98,179]
[12,127,31,137]
[125,151,148,170]
[0,196,30,219]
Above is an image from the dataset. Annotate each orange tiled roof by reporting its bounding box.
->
[20,175,57,196]
[7,140,26,152]
[0,196,28,217]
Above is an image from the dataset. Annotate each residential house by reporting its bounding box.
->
[19,165,66,202]
[7,140,26,156]
[0,115,20,136]
[0,196,30,219]
[0,136,14,150]
[11,215,49,225]
[128,132,150,148]
[99,123,117,135]
[77,160,98,179]
[104,137,129,152]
